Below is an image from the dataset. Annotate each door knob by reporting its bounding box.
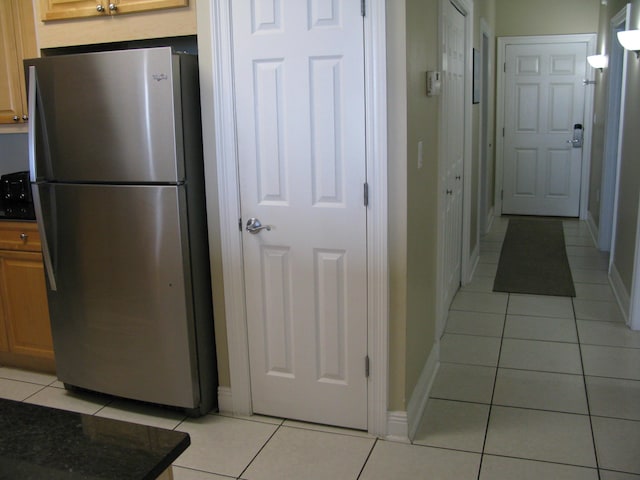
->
[246,217,272,234]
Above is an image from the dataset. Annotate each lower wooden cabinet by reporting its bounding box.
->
[0,222,54,373]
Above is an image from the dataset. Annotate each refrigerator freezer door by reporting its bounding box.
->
[27,47,186,183]
[39,183,201,408]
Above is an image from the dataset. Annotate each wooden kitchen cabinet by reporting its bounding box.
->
[0,222,55,373]
[0,0,37,127]
[40,0,188,21]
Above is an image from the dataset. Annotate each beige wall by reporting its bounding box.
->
[612,0,640,290]
[386,0,409,412]
[495,0,600,37]
[404,0,440,410]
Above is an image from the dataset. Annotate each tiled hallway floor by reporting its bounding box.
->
[1,218,640,479]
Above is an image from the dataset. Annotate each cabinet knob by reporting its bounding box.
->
[109,3,117,10]
[96,4,104,12]
[19,233,28,242]
[22,114,28,121]
[12,116,19,122]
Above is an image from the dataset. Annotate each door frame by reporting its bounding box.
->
[494,34,597,220]
[436,0,474,339]
[197,0,389,436]
[478,18,495,235]
[599,5,630,255]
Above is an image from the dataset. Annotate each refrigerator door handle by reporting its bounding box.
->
[28,66,57,291]
[32,187,57,291]
[28,66,37,182]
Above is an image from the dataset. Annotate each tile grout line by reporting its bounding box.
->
[476,285,511,480]
[355,437,379,480]
[573,293,602,480]
[236,422,283,479]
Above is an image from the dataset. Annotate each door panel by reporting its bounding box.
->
[40,183,199,408]
[502,42,587,216]
[232,0,367,429]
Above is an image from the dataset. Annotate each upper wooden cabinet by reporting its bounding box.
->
[0,0,37,126]
[40,0,188,21]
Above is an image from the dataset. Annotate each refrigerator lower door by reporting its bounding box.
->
[39,183,201,409]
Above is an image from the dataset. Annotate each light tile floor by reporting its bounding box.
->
[1,217,640,479]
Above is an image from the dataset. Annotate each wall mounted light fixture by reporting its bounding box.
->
[617,29,640,58]
[587,54,609,71]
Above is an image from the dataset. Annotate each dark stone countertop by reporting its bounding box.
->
[0,399,190,480]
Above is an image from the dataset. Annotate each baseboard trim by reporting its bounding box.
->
[406,342,440,441]
[385,411,410,443]
[467,244,480,284]
[610,263,630,323]
[217,386,233,414]
[485,206,495,235]
[586,211,599,249]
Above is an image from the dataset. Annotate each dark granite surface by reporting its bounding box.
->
[0,399,190,480]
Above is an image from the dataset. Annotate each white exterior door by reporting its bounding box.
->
[502,42,587,216]
[441,0,465,314]
[231,1,368,429]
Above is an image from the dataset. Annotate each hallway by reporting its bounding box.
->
[414,216,640,478]
[1,219,639,479]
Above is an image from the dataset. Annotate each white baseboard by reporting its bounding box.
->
[385,411,410,443]
[485,206,495,235]
[217,386,233,414]
[586,211,599,249]
[610,263,630,323]
[467,244,480,284]
[406,342,440,441]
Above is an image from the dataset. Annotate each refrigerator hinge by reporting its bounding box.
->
[361,0,365,16]
[364,182,369,207]
[238,217,242,232]
[365,355,370,377]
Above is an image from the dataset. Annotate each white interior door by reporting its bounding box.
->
[441,0,465,314]
[231,0,368,429]
[502,42,587,217]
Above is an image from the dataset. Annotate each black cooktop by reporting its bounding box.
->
[0,199,35,220]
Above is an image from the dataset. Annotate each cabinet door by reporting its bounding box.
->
[0,250,54,360]
[0,0,36,125]
[39,0,187,20]
[0,0,25,124]
[39,0,107,20]
[109,0,187,15]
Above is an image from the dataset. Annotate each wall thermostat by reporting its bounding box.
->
[426,71,441,96]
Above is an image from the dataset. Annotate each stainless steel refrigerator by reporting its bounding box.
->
[25,47,216,416]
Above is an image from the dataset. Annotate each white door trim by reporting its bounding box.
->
[436,0,474,338]
[479,18,495,235]
[197,0,389,436]
[495,34,597,220]
[602,5,630,260]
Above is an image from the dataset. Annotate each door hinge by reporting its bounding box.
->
[502,127,505,137]
[503,62,506,73]
[365,355,370,377]
[361,0,365,16]
[238,217,242,232]
[364,182,369,207]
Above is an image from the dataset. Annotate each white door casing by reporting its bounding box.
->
[439,1,467,334]
[495,35,596,220]
[231,1,368,429]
